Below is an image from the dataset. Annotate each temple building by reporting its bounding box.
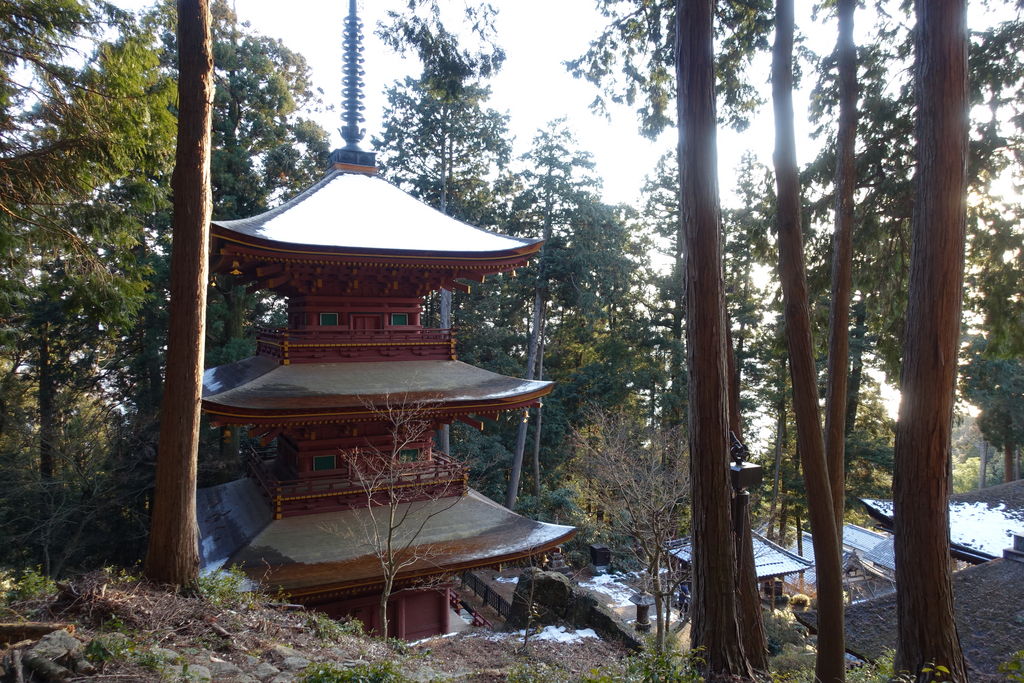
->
[195,1,574,639]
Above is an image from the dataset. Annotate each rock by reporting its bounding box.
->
[269,643,301,660]
[149,646,183,663]
[281,655,310,671]
[28,629,83,661]
[207,655,245,677]
[252,661,282,681]
[268,673,296,683]
[507,568,573,628]
[506,568,643,651]
[165,663,212,681]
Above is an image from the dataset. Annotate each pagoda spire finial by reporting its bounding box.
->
[340,0,365,149]
[329,0,377,173]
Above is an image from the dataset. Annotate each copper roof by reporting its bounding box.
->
[220,488,575,597]
[212,171,539,258]
[202,357,552,422]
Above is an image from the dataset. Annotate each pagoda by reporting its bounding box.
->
[195,0,574,640]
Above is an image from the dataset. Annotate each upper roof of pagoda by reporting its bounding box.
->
[211,171,541,275]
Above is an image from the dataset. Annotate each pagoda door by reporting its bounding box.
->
[351,314,382,330]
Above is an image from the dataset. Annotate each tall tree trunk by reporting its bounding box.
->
[767,382,787,541]
[893,0,968,677]
[38,322,56,480]
[979,440,988,488]
[676,0,752,676]
[506,289,544,509]
[726,325,768,671]
[824,0,858,534]
[1005,443,1015,483]
[844,300,867,435]
[144,0,214,586]
[771,0,845,679]
[531,324,546,498]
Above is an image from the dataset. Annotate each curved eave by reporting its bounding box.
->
[287,526,577,601]
[227,490,577,599]
[201,384,552,425]
[212,224,543,270]
[201,358,553,426]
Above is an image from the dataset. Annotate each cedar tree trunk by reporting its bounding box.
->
[824,0,857,533]
[893,0,968,678]
[144,0,214,586]
[771,0,846,679]
[676,0,752,676]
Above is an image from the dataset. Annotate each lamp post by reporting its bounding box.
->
[729,432,763,536]
[629,591,656,633]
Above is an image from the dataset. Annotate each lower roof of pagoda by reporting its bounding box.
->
[202,356,552,425]
[198,478,576,599]
[211,170,541,275]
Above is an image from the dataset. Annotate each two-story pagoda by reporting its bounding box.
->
[195,1,574,640]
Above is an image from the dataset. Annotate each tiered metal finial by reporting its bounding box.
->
[340,0,366,149]
[328,0,376,172]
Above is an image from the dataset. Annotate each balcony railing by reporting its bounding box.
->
[246,448,468,518]
[256,327,456,363]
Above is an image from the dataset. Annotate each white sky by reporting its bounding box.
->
[111,0,802,206]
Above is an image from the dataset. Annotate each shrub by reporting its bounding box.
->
[2,567,57,602]
[306,611,364,642]
[763,609,808,656]
[196,567,257,609]
[300,660,407,683]
[1000,650,1024,682]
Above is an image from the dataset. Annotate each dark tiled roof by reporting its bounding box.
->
[797,558,1024,679]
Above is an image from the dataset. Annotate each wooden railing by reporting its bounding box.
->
[255,327,456,363]
[245,448,468,519]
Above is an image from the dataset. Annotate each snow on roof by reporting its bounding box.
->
[862,497,1024,559]
[669,532,813,579]
[213,171,537,255]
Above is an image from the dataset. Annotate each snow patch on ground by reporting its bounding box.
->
[577,572,636,608]
[474,626,599,644]
[493,576,518,584]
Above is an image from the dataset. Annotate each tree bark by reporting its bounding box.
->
[38,322,56,480]
[979,440,988,488]
[676,0,752,676]
[844,300,867,436]
[893,0,968,678]
[727,325,768,671]
[1004,443,1015,483]
[824,0,857,535]
[144,0,213,586]
[771,0,845,679]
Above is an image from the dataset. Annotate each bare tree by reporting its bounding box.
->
[343,397,463,637]
[893,0,969,678]
[144,0,213,586]
[574,410,689,651]
[675,0,753,675]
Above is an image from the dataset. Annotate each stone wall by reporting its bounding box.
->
[506,568,643,651]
